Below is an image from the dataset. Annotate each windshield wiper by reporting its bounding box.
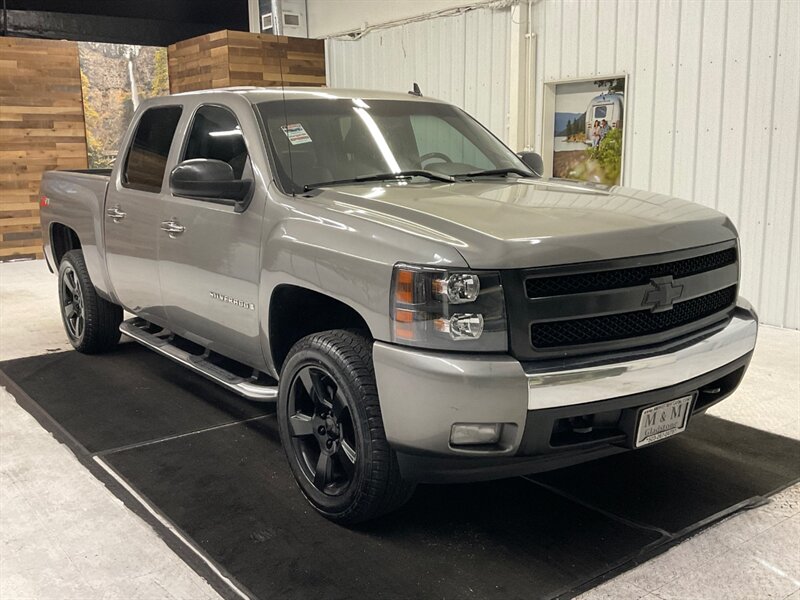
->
[304,170,454,191]
[454,167,534,179]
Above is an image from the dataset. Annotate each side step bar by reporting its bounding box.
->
[120,318,278,402]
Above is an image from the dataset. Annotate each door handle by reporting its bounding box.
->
[106,206,126,222]
[160,219,186,237]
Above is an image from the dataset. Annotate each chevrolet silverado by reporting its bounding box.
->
[38,88,758,523]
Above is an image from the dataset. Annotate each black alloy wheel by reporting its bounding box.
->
[57,250,123,354]
[287,364,358,495]
[277,330,415,524]
[60,263,85,342]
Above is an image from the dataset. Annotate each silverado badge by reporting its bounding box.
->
[209,291,256,311]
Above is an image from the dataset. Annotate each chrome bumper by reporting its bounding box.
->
[373,299,757,457]
[526,306,758,410]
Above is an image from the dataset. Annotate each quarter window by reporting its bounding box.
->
[123,106,182,193]
[183,105,249,179]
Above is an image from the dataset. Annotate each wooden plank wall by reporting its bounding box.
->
[167,30,231,92]
[227,31,326,87]
[0,37,88,260]
[168,30,325,93]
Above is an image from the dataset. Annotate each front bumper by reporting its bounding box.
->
[373,299,758,483]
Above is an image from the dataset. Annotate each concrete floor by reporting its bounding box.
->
[1,259,798,599]
[1,260,220,599]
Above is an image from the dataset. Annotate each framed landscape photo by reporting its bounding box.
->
[78,43,170,169]
[542,75,628,186]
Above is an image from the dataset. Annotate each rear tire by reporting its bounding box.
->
[277,329,415,524]
[58,250,122,354]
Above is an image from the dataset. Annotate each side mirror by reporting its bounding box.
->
[169,159,252,208]
[517,152,544,178]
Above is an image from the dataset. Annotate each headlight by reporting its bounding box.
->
[390,264,507,351]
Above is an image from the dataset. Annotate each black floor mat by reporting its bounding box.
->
[105,420,659,600]
[530,415,800,534]
[2,345,798,600]
[1,343,273,453]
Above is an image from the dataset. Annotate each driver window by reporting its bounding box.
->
[409,115,493,171]
[183,105,249,178]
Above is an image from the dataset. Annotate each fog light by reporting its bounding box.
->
[450,423,502,446]
[434,313,484,340]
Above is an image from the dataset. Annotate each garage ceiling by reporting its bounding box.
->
[2,0,249,46]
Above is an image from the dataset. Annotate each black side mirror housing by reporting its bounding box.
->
[517,151,544,178]
[170,158,252,210]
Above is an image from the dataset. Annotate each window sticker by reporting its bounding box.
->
[281,123,312,145]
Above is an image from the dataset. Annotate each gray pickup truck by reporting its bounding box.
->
[39,87,758,523]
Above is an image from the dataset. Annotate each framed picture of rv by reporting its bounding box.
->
[541,75,628,186]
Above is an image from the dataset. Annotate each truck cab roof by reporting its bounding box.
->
[171,86,447,104]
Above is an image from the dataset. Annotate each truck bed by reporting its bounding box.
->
[39,169,113,293]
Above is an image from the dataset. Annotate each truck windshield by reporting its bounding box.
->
[256,98,532,194]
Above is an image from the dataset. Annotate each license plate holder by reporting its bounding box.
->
[634,395,694,448]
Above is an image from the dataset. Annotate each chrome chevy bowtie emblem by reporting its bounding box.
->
[642,276,684,312]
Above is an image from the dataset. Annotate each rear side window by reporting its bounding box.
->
[123,106,183,193]
[183,105,249,179]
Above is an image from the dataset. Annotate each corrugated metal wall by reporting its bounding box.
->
[325,5,514,141]
[531,0,799,328]
[324,0,799,328]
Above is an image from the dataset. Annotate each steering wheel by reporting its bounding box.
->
[420,151,453,165]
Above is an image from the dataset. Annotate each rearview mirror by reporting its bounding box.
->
[517,152,544,178]
[169,159,252,208]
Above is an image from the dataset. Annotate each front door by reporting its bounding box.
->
[104,105,183,325]
[157,104,266,367]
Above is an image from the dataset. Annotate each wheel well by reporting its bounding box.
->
[269,285,372,373]
[51,223,81,265]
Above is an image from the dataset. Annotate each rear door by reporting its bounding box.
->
[104,105,182,324]
[157,103,266,367]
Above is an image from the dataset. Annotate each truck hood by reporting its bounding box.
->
[317,179,738,269]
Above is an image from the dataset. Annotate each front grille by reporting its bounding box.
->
[504,242,740,359]
[526,247,737,298]
[530,285,737,348]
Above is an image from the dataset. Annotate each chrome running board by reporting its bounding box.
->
[119,317,278,402]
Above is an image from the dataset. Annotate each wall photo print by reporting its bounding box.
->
[78,43,170,169]
[552,77,625,186]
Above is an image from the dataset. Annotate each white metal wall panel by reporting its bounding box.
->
[762,0,800,326]
[532,0,800,328]
[736,0,780,323]
[669,0,702,203]
[650,1,680,193]
[560,1,580,78]
[691,1,727,213]
[595,0,616,77]
[325,5,514,141]
[628,2,654,189]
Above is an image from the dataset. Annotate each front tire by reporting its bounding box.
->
[58,250,123,354]
[277,330,415,524]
